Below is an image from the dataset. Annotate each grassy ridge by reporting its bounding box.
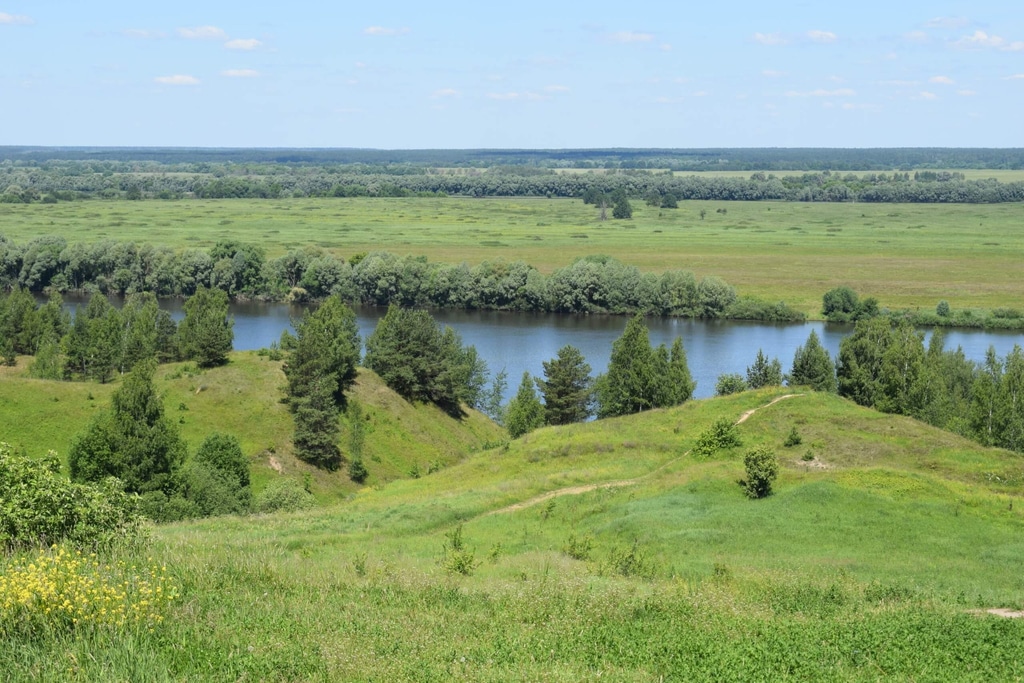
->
[0,352,503,500]
[7,389,1022,680]
[2,197,1023,313]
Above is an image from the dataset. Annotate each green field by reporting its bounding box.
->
[2,197,1023,314]
[4,386,1023,680]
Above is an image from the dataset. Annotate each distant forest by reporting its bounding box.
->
[2,147,1024,204]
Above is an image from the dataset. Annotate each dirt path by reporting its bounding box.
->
[736,393,803,424]
[486,393,804,517]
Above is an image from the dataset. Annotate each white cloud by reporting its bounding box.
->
[761,69,785,78]
[918,91,938,100]
[221,69,260,78]
[807,30,837,43]
[544,84,570,92]
[879,79,918,86]
[607,31,654,43]
[904,30,929,43]
[177,25,226,40]
[660,43,672,51]
[155,75,200,85]
[1005,74,1024,80]
[929,75,955,85]
[487,91,547,101]
[354,61,367,68]
[225,38,262,50]
[123,28,165,39]
[692,91,708,97]
[925,16,969,29]
[785,88,855,97]
[431,88,459,98]
[953,30,1024,51]
[842,103,882,111]
[0,12,33,25]
[363,26,410,36]
[957,89,976,96]
[753,32,787,46]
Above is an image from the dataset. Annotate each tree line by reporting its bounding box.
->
[3,163,1024,204]
[0,237,806,322]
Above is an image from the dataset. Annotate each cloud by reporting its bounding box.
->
[431,88,459,98]
[155,75,200,86]
[487,91,548,101]
[123,28,165,39]
[607,31,654,43]
[918,91,938,100]
[660,43,672,51]
[957,89,976,96]
[925,16,969,29]
[842,103,882,111]
[785,88,856,97]
[753,32,787,46]
[761,69,785,78]
[363,26,410,36]
[1005,74,1024,80]
[929,75,954,84]
[225,38,262,50]
[904,30,929,43]
[953,30,1024,51]
[879,79,918,86]
[221,69,260,78]
[0,12,32,25]
[544,84,570,92]
[807,30,837,43]
[177,25,226,40]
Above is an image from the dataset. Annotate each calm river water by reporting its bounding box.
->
[56,295,1024,401]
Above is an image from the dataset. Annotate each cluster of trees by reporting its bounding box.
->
[67,360,251,521]
[822,285,1024,331]
[504,316,696,437]
[1,288,233,380]
[2,237,805,321]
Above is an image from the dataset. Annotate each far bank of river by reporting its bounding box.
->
[54,295,1024,402]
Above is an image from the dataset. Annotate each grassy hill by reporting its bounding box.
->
[0,352,503,501]
[6,387,1022,680]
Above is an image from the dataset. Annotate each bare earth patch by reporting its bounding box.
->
[736,394,803,424]
[974,608,1024,619]
[268,456,284,473]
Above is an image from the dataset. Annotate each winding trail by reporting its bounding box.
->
[485,393,805,517]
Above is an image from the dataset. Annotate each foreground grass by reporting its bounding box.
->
[4,390,1022,680]
[2,197,1023,313]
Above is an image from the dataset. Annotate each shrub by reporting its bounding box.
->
[741,446,779,499]
[563,533,593,561]
[253,478,315,514]
[441,525,479,576]
[715,373,748,396]
[0,443,143,552]
[783,426,803,447]
[693,418,742,458]
[936,300,951,317]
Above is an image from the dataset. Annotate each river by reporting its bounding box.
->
[51,295,1024,401]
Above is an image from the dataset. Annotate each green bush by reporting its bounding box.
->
[741,446,779,499]
[715,373,748,396]
[693,418,742,458]
[783,426,803,447]
[0,442,143,552]
[441,525,479,576]
[253,478,315,514]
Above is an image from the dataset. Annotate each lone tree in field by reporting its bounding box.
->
[505,372,545,438]
[178,286,233,367]
[69,359,186,494]
[746,349,784,389]
[789,329,837,393]
[741,446,779,499]
[537,345,593,425]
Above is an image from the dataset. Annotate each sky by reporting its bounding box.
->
[1,1,1022,148]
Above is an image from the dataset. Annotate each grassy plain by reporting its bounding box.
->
[2,197,1023,314]
[4,388,1023,680]
[0,353,502,502]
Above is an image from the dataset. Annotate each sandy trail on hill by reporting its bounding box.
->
[486,393,804,516]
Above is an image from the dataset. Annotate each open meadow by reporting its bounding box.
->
[3,197,1022,314]
[4,387,1023,680]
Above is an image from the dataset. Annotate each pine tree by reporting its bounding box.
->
[292,376,341,470]
[537,345,593,425]
[789,329,837,393]
[505,372,545,438]
[663,337,696,405]
[596,315,659,417]
[283,294,360,407]
[69,359,186,493]
[746,349,784,389]
[178,286,233,368]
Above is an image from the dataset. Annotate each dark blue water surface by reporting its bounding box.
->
[56,295,1023,401]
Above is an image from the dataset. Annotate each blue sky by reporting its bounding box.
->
[1,1,1022,148]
